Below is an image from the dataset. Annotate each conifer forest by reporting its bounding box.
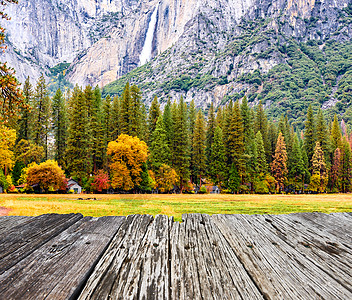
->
[2,72,352,195]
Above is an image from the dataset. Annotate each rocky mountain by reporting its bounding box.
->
[1,0,352,124]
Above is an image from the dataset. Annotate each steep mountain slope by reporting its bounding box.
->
[103,0,352,126]
[1,0,352,124]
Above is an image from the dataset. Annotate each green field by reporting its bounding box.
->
[1,194,352,221]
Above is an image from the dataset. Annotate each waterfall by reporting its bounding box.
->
[139,3,160,66]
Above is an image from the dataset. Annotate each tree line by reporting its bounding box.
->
[1,74,352,194]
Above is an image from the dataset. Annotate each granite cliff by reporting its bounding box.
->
[1,0,352,121]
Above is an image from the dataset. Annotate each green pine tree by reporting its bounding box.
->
[149,115,171,170]
[66,85,90,183]
[18,76,33,141]
[304,105,316,169]
[32,73,51,159]
[148,95,161,140]
[209,126,226,187]
[192,110,206,186]
[340,137,352,193]
[205,102,216,173]
[163,97,173,145]
[255,131,268,175]
[52,88,68,168]
[172,96,190,191]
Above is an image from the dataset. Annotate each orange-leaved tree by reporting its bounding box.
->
[0,0,24,124]
[0,124,16,174]
[271,132,288,193]
[107,134,148,191]
[26,160,67,192]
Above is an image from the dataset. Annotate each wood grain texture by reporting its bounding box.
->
[0,212,351,300]
[0,213,83,274]
[170,214,264,300]
[212,214,352,299]
[0,216,124,299]
[0,216,32,232]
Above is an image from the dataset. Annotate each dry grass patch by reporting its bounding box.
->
[1,193,352,221]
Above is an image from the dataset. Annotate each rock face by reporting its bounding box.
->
[1,0,351,109]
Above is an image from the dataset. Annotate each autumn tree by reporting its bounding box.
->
[14,139,44,166]
[0,125,16,174]
[0,0,24,125]
[26,160,67,192]
[107,134,148,191]
[310,142,328,192]
[91,170,110,192]
[154,164,178,193]
[271,132,288,192]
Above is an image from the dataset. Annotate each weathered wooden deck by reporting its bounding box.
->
[0,213,351,299]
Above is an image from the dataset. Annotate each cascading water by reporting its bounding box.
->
[139,3,160,66]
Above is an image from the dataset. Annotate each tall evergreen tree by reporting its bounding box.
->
[120,82,131,134]
[209,126,226,187]
[216,106,223,129]
[89,86,105,172]
[340,137,352,193]
[52,88,67,168]
[18,76,33,141]
[331,114,342,151]
[149,115,171,170]
[271,132,288,192]
[66,85,90,182]
[226,101,245,178]
[331,147,341,191]
[205,102,216,170]
[102,95,112,143]
[32,73,51,159]
[130,84,143,137]
[111,95,121,140]
[288,134,305,189]
[188,99,196,137]
[148,95,161,140]
[163,97,173,145]
[254,101,269,154]
[255,131,268,175]
[172,96,190,191]
[304,105,316,169]
[192,110,206,185]
[316,109,330,157]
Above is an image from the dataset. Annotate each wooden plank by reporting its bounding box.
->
[0,216,33,232]
[170,214,264,300]
[287,212,352,244]
[252,214,352,293]
[0,213,83,274]
[78,214,161,300]
[212,214,352,299]
[0,216,124,300]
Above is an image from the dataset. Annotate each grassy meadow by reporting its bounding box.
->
[1,193,352,221]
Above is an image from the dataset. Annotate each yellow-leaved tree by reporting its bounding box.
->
[0,124,16,173]
[26,160,67,192]
[107,134,148,191]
